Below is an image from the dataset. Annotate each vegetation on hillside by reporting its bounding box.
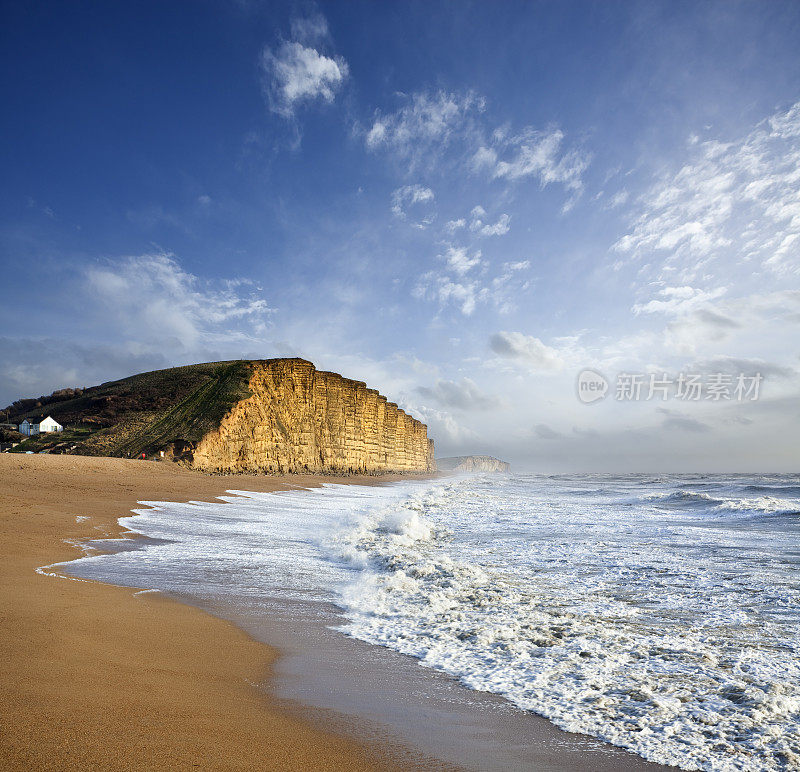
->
[3,361,253,460]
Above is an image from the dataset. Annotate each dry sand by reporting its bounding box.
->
[0,453,447,771]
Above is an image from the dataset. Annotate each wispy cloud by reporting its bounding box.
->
[365,90,485,159]
[365,88,589,213]
[0,253,275,407]
[404,402,478,445]
[86,252,273,351]
[467,205,510,236]
[391,184,435,226]
[607,190,629,208]
[472,127,591,209]
[289,13,330,43]
[413,273,483,316]
[688,355,795,379]
[614,101,800,280]
[413,249,530,316]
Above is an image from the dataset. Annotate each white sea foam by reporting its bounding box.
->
[58,474,800,771]
[331,476,800,771]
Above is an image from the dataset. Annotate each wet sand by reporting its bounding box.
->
[1,454,678,771]
[0,454,445,771]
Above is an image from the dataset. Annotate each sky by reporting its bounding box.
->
[1,0,799,471]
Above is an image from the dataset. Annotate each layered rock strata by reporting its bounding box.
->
[191,359,435,474]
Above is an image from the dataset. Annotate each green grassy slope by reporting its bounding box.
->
[5,361,252,458]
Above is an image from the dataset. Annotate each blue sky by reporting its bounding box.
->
[2,0,800,470]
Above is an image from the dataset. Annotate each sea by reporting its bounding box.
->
[57,473,800,771]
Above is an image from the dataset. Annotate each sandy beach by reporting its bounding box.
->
[1,454,685,772]
[0,454,444,771]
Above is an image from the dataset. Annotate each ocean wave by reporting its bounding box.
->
[62,473,800,772]
[642,490,725,507]
[334,478,800,772]
[743,484,800,496]
[642,490,800,519]
[711,496,800,517]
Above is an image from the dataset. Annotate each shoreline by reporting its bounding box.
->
[0,454,446,771]
[2,454,677,771]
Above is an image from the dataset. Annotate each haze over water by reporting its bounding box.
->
[63,473,800,771]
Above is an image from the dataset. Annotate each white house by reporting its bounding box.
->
[39,416,63,433]
[19,416,63,436]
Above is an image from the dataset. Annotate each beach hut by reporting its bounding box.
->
[19,418,39,436]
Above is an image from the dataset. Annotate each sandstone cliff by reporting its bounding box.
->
[436,455,510,473]
[192,359,435,474]
[5,359,435,475]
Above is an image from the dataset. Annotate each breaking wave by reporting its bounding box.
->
[332,475,800,771]
[60,472,800,771]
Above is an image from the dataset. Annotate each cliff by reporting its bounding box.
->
[192,359,435,474]
[436,455,510,473]
[4,359,435,475]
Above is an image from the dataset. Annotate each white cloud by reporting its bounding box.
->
[365,90,485,158]
[391,184,435,224]
[608,190,629,208]
[470,210,510,236]
[413,273,483,316]
[471,146,498,172]
[261,34,348,118]
[476,128,590,193]
[86,252,273,351]
[632,285,727,315]
[614,100,800,280]
[0,337,170,409]
[442,245,482,275]
[414,250,531,316]
[489,331,564,371]
[1,253,278,405]
[505,260,530,271]
[364,89,586,217]
[600,287,800,365]
[445,205,511,238]
[405,403,478,445]
[663,309,741,354]
[488,262,532,314]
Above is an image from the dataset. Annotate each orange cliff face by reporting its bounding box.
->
[190,359,436,475]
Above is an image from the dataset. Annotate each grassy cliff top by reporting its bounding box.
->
[5,360,255,458]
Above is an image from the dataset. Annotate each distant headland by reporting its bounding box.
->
[436,455,510,473]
